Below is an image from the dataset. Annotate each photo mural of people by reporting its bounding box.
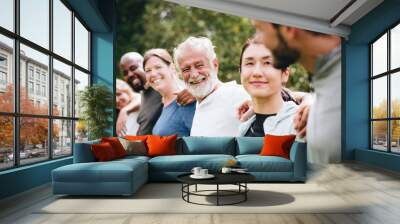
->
[252,21,342,164]
[116,0,341,165]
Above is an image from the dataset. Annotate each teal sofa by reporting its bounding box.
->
[52,137,307,196]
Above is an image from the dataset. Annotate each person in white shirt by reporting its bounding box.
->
[116,79,141,136]
[174,37,249,136]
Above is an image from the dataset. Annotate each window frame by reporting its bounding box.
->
[0,0,92,171]
[370,20,400,154]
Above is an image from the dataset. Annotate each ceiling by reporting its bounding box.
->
[166,0,384,37]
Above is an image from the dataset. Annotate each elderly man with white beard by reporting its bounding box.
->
[174,36,250,136]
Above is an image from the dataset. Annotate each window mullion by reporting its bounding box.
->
[71,10,76,155]
[13,0,20,167]
[48,0,54,160]
[370,45,373,149]
[388,30,391,152]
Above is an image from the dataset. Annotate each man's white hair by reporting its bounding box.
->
[173,36,216,72]
[120,52,144,69]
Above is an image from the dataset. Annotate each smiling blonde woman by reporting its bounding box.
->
[143,48,196,137]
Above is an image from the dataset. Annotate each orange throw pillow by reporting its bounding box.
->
[101,137,127,158]
[124,135,148,142]
[91,142,117,161]
[146,135,177,157]
[260,134,296,159]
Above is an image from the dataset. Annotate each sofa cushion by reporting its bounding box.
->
[115,155,150,164]
[149,154,235,172]
[260,134,296,159]
[91,142,118,161]
[236,137,263,155]
[119,138,147,156]
[236,155,293,172]
[178,137,236,155]
[53,158,147,183]
[147,135,177,157]
[101,137,127,158]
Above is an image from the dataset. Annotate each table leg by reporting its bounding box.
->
[217,184,219,206]
[181,184,183,199]
[245,183,247,201]
[187,184,190,202]
[195,184,197,192]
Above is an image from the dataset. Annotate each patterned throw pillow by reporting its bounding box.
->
[119,138,147,156]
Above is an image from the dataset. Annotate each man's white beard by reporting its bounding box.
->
[187,70,218,99]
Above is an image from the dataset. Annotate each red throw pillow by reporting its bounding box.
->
[91,142,117,161]
[146,135,177,157]
[259,134,296,159]
[101,137,127,158]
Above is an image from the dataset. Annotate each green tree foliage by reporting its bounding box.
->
[79,84,114,140]
[117,0,310,91]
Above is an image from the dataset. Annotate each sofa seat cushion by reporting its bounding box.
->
[116,155,150,163]
[53,159,147,183]
[149,154,235,172]
[236,155,293,172]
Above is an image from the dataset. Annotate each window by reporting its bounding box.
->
[28,67,34,80]
[0,0,91,170]
[0,35,13,113]
[0,71,6,85]
[20,0,49,49]
[75,17,90,70]
[53,119,72,158]
[53,59,72,117]
[42,85,46,97]
[35,70,40,81]
[36,83,40,95]
[371,23,400,154]
[53,0,72,60]
[0,0,14,32]
[0,54,7,67]
[28,81,34,94]
[0,53,9,90]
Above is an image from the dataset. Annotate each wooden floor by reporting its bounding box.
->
[1,162,400,224]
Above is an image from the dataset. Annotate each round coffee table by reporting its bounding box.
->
[177,173,255,206]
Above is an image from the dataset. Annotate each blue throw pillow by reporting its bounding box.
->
[236,137,263,155]
[179,137,235,155]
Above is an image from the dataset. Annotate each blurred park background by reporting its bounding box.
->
[116,0,311,92]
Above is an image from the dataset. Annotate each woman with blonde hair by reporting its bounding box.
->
[143,48,196,136]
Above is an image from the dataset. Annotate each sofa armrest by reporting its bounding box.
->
[289,141,307,181]
[73,140,100,163]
